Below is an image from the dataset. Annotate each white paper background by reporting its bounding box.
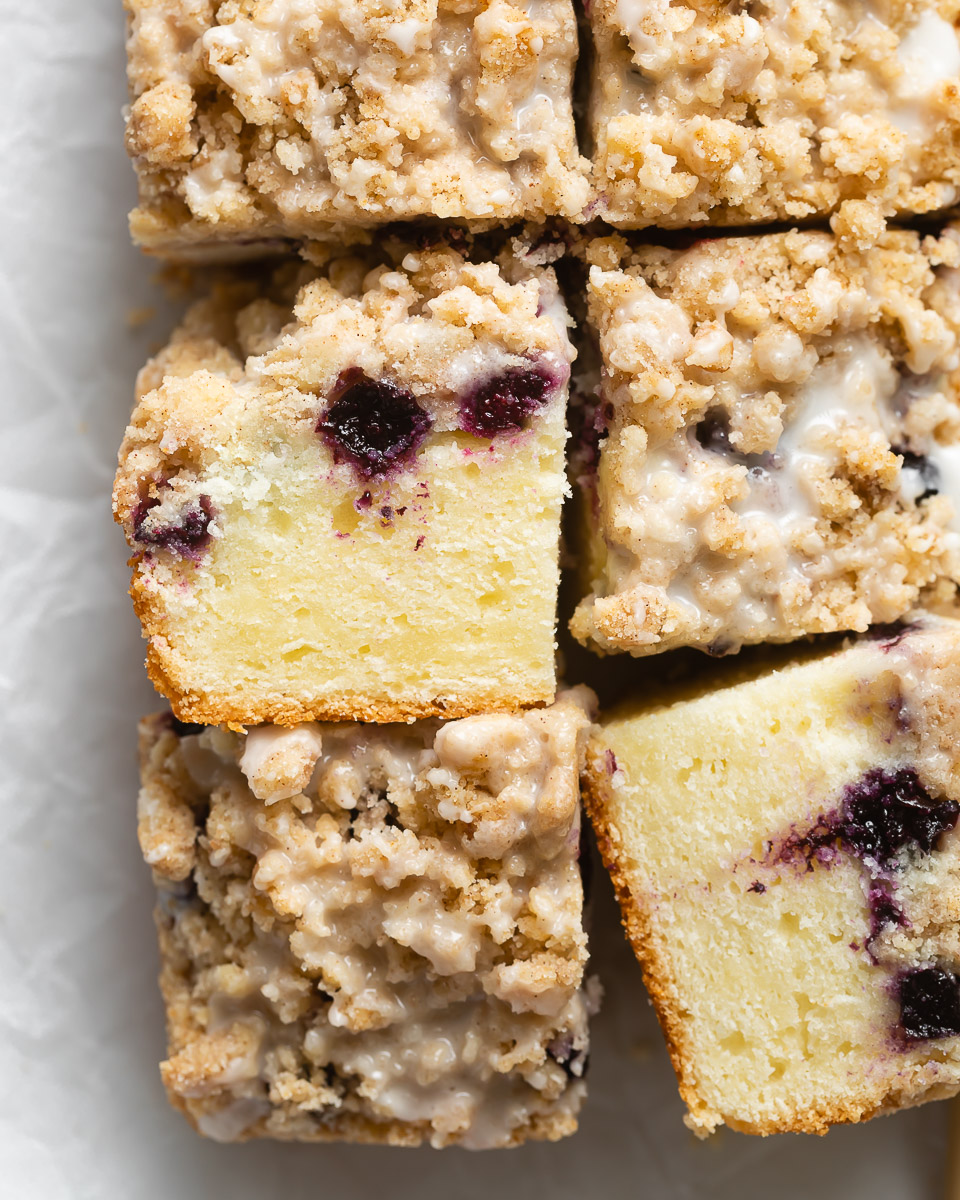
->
[0,2,951,1196]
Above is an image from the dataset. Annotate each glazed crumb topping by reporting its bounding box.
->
[138,691,595,1146]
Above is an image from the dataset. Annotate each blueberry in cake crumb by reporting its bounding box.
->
[781,767,959,871]
[317,372,432,479]
[894,447,941,503]
[547,1035,590,1080]
[898,968,960,1042]
[461,367,555,437]
[839,768,959,866]
[133,494,214,560]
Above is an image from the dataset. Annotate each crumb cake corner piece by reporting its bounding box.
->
[571,226,960,659]
[123,0,590,255]
[587,0,960,228]
[114,239,573,726]
[137,687,597,1147]
[583,617,960,1136]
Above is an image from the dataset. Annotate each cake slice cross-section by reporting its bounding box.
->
[584,618,960,1136]
[571,227,960,658]
[138,689,595,1146]
[114,239,573,726]
[124,0,589,255]
[587,0,960,228]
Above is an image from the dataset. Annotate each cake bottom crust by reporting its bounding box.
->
[144,639,555,727]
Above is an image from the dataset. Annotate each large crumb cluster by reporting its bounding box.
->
[584,620,960,1136]
[589,0,960,227]
[138,689,595,1146]
[572,227,960,657]
[124,0,589,251]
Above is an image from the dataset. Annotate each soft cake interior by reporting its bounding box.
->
[585,621,960,1135]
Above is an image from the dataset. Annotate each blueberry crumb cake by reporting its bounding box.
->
[587,0,960,228]
[114,237,573,726]
[571,226,960,658]
[123,0,589,255]
[584,617,960,1135]
[138,688,596,1146]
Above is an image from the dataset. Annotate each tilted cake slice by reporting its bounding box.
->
[114,238,573,725]
[124,0,589,256]
[587,0,960,228]
[571,227,960,658]
[138,689,595,1146]
[584,618,960,1135]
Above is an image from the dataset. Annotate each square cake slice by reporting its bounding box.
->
[124,0,589,255]
[588,0,960,228]
[114,239,573,725]
[583,618,960,1136]
[571,228,960,658]
[137,689,594,1146]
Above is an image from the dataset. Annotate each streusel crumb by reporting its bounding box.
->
[572,226,960,657]
[138,689,596,1146]
[589,0,960,227]
[124,0,589,254]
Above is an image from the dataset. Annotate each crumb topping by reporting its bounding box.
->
[124,0,589,248]
[138,691,594,1146]
[590,0,960,227]
[572,229,960,656]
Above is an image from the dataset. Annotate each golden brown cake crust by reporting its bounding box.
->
[140,628,554,727]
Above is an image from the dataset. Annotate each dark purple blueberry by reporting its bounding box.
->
[839,768,959,867]
[694,410,734,454]
[780,768,958,872]
[546,1036,590,1080]
[605,749,618,775]
[460,366,555,437]
[897,967,960,1041]
[568,390,609,483]
[892,445,939,503]
[747,881,766,894]
[317,371,431,478]
[133,494,214,560]
[867,622,918,650]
